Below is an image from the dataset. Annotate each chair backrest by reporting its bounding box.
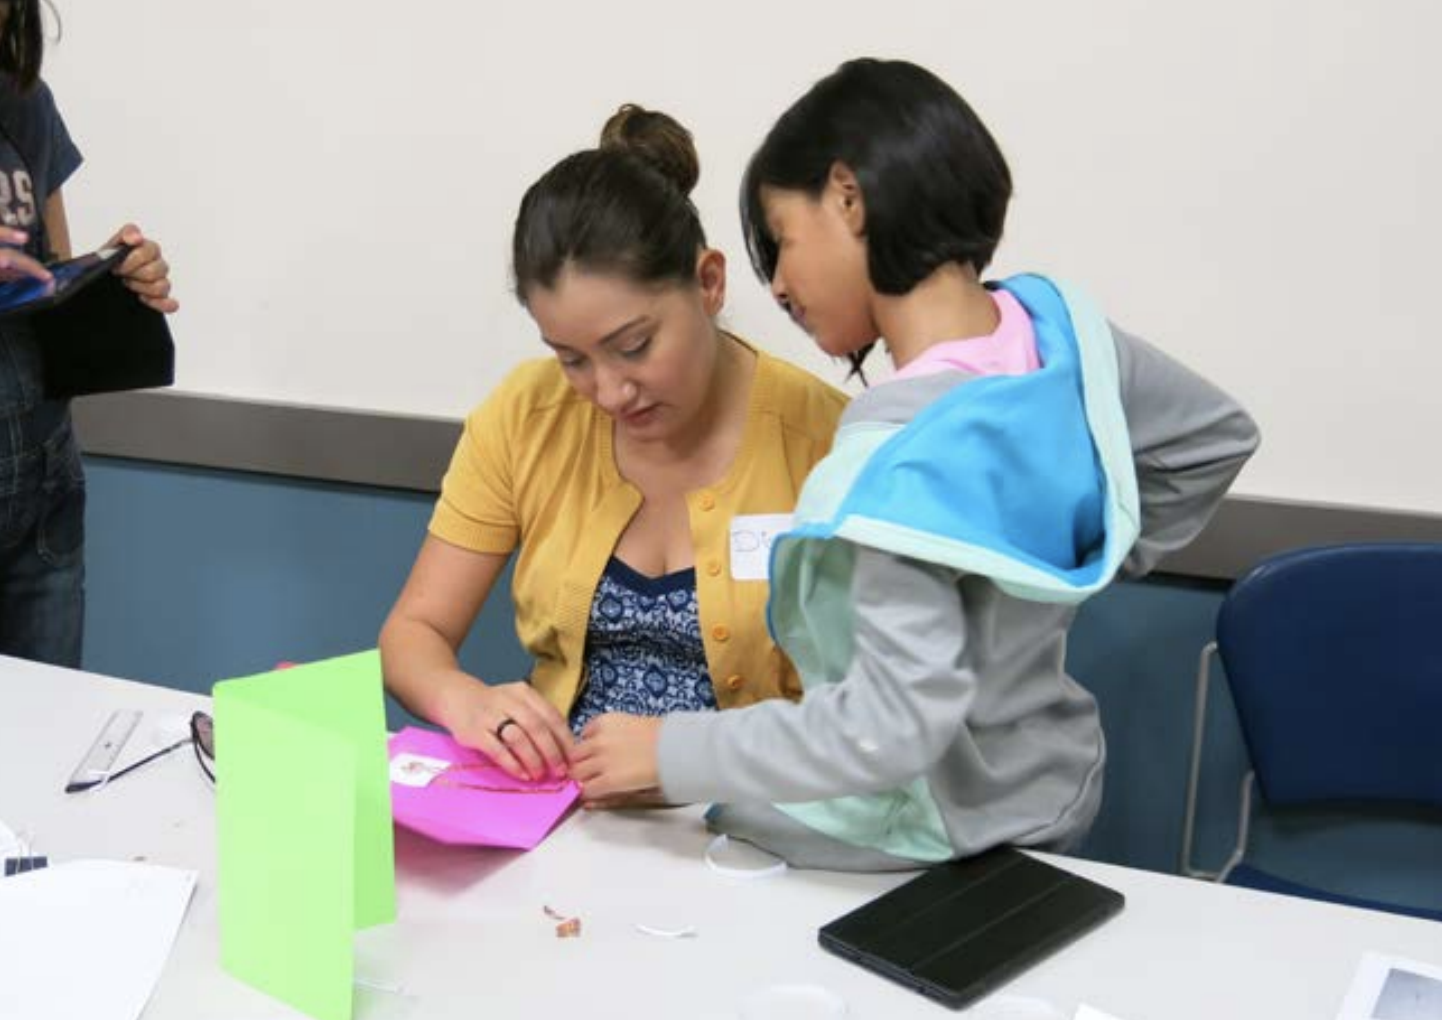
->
[1216,542,1442,810]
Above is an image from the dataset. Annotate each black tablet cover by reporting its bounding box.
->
[819,847,1124,1010]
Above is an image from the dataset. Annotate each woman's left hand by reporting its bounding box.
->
[571,713,664,800]
[108,223,179,313]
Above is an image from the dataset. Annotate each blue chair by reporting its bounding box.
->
[1180,543,1442,921]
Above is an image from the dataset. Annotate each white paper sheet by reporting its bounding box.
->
[0,859,197,1020]
[1337,951,1442,1020]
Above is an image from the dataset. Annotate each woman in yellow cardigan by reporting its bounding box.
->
[380,106,846,787]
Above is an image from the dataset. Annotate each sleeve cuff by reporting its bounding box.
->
[428,504,516,554]
[657,712,721,804]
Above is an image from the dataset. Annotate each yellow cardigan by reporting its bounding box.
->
[430,341,848,715]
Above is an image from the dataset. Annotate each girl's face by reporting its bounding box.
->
[525,252,726,442]
[761,174,876,358]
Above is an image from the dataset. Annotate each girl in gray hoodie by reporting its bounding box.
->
[572,58,1258,871]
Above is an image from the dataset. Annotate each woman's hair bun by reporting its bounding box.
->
[599,104,700,197]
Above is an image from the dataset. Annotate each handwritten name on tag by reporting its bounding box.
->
[729,514,795,581]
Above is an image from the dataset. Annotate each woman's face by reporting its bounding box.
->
[525,254,725,442]
[761,176,875,358]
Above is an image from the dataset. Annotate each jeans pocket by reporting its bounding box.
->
[37,425,86,568]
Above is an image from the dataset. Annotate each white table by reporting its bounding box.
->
[3,655,1439,1020]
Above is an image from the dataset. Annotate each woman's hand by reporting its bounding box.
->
[0,227,51,284]
[571,713,664,800]
[107,223,179,313]
[442,676,575,782]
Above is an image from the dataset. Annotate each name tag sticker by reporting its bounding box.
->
[729,513,794,581]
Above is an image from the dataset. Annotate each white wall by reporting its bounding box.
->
[47,0,1442,513]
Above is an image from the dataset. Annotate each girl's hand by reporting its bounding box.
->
[571,713,664,800]
[442,676,575,782]
[0,227,51,284]
[107,223,179,313]
[582,787,678,811]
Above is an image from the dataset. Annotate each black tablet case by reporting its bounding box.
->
[32,267,175,399]
[819,847,1124,1010]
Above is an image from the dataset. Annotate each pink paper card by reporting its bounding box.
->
[387,727,579,849]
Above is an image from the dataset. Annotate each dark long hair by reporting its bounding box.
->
[0,1,47,91]
[512,105,707,302]
[741,58,1013,376]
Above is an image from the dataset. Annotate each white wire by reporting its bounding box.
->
[353,975,406,995]
[633,922,698,939]
[704,834,787,880]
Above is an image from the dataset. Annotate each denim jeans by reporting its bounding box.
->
[0,399,86,668]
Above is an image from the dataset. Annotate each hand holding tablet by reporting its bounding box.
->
[0,244,130,321]
[0,239,177,399]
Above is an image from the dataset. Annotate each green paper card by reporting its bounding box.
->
[214,650,396,1020]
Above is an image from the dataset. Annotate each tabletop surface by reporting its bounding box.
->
[3,655,1439,1020]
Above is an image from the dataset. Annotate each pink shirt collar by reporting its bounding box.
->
[890,289,1040,382]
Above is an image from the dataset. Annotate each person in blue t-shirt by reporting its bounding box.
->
[0,0,178,667]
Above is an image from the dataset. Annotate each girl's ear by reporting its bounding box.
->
[696,247,727,317]
[828,161,866,237]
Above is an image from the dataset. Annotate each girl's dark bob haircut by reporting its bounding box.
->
[741,58,1013,374]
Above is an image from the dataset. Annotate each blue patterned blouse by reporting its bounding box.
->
[569,557,718,734]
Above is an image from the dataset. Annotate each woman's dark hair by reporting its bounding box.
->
[512,104,706,301]
[741,58,1013,376]
[0,1,47,91]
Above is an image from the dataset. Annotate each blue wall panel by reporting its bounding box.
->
[80,456,1440,912]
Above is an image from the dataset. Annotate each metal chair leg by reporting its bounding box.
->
[1181,641,1255,882]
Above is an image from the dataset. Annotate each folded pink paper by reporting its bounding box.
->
[388,727,579,849]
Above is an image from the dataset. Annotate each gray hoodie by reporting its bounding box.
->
[657,305,1258,866]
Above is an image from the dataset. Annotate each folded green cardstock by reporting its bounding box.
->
[214,650,396,1020]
